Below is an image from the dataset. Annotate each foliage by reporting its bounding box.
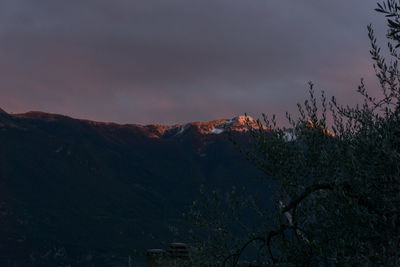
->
[185,1,400,266]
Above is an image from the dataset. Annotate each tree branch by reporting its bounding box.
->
[281,183,334,213]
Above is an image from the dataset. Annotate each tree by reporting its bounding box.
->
[182,1,400,266]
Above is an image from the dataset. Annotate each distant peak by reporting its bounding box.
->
[206,115,265,135]
[0,108,7,114]
[233,115,256,124]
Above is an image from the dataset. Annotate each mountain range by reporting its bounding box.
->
[0,109,272,266]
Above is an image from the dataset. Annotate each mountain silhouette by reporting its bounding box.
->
[0,109,271,266]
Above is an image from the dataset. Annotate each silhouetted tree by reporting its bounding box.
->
[184,1,400,266]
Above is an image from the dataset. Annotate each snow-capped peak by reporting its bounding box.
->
[235,115,256,124]
[208,115,264,135]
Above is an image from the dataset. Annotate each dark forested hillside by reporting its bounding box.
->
[0,110,269,266]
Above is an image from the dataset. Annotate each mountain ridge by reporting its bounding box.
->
[2,108,266,139]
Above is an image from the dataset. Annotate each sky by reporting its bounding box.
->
[0,0,389,125]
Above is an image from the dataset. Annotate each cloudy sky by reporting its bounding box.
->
[0,0,388,124]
